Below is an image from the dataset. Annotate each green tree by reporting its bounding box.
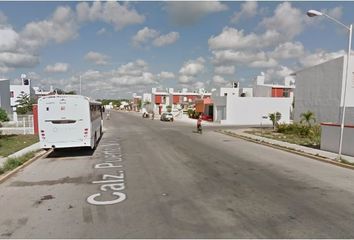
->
[300,111,316,127]
[16,93,35,114]
[269,112,282,130]
[54,88,76,95]
[0,108,9,122]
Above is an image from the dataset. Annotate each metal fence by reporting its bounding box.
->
[0,115,34,135]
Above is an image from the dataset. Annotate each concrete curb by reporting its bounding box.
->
[0,142,41,168]
[216,130,354,171]
[0,149,53,184]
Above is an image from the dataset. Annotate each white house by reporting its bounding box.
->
[213,86,292,125]
[10,77,35,109]
[0,79,11,114]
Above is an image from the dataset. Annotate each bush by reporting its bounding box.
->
[0,108,9,122]
[277,123,319,138]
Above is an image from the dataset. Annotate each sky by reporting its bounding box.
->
[0,1,353,99]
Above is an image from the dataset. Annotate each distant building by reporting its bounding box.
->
[151,88,212,114]
[132,95,142,112]
[253,74,295,98]
[10,77,35,109]
[0,79,11,114]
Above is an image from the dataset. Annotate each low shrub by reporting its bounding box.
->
[277,123,320,139]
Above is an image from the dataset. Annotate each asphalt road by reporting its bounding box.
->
[1,111,354,238]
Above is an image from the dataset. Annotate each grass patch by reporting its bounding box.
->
[0,152,35,175]
[245,127,320,149]
[340,159,354,166]
[0,134,38,157]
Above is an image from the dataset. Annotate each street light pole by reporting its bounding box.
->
[307,10,352,160]
[79,75,82,95]
[338,24,352,159]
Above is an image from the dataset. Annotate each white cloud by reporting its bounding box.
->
[250,58,278,68]
[270,42,305,60]
[84,51,110,65]
[208,27,282,50]
[132,27,179,48]
[153,32,180,47]
[323,6,343,19]
[178,75,194,84]
[213,75,228,85]
[21,6,78,50]
[0,52,39,68]
[0,27,19,51]
[299,50,345,68]
[260,2,304,39]
[214,65,235,75]
[44,63,69,73]
[179,57,205,76]
[76,1,145,31]
[96,28,107,35]
[193,81,205,89]
[178,57,205,84]
[212,49,277,68]
[0,66,12,73]
[264,66,294,83]
[132,27,159,47]
[117,59,148,76]
[230,1,258,24]
[158,71,175,79]
[165,1,228,26]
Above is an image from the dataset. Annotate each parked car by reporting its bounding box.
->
[160,112,174,122]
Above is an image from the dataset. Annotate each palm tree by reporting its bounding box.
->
[300,111,316,127]
[269,112,281,130]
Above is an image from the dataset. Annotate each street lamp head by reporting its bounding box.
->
[307,10,323,17]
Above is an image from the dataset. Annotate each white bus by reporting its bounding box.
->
[38,95,103,149]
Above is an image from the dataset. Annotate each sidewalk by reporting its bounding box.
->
[223,128,354,164]
[0,142,41,168]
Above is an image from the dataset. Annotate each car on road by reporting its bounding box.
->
[160,112,174,122]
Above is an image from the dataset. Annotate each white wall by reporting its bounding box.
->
[294,56,354,124]
[0,79,11,113]
[253,85,271,97]
[321,124,354,157]
[240,88,253,97]
[213,96,226,122]
[219,87,239,96]
[221,97,292,125]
